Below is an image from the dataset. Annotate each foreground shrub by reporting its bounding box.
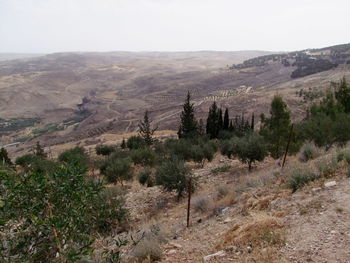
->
[131,224,166,262]
[15,153,58,173]
[286,165,317,192]
[0,164,128,262]
[211,165,232,175]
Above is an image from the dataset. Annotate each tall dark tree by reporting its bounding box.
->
[0,147,12,165]
[206,102,220,139]
[218,108,223,131]
[335,77,350,113]
[121,138,126,149]
[223,108,230,130]
[178,91,198,138]
[138,110,157,145]
[260,95,292,159]
[198,119,205,136]
[251,112,255,130]
[34,141,46,158]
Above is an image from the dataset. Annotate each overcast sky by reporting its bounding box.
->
[0,0,349,53]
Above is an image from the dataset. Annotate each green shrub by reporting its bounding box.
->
[96,144,116,156]
[130,148,157,167]
[104,158,133,185]
[299,142,320,162]
[138,167,155,187]
[127,136,146,150]
[0,164,128,262]
[314,155,338,177]
[287,166,317,192]
[337,148,350,164]
[15,154,58,173]
[211,165,232,175]
[58,146,89,168]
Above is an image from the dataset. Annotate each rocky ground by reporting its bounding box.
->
[121,153,350,263]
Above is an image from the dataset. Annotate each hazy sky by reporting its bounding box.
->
[0,0,349,53]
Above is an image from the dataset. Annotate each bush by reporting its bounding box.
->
[314,155,338,177]
[130,148,157,167]
[211,165,232,175]
[299,142,320,162]
[131,224,165,262]
[286,165,317,192]
[155,157,193,200]
[193,196,211,212]
[337,148,350,165]
[0,164,128,262]
[58,146,89,168]
[217,185,229,199]
[15,154,58,173]
[138,167,155,187]
[96,144,116,156]
[104,158,133,185]
[127,136,146,150]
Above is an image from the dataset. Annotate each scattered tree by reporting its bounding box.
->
[0,147,12,166]
[138,110,157,145]
[178,91,198,138]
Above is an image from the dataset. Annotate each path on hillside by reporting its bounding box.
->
[279,176,350,263]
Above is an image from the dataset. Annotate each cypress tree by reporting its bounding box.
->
[121,138,126,149]
[178,91,198,139]
[251,112,255,130]
[198,119,205,136]
[206,102,220,139]
[218,108,223,131]
[34,142,46,158]
[138,110,157,145]
[335,77,350,113]
[260,95,292,159]
[0,147,12,165]
[223,108,230,130]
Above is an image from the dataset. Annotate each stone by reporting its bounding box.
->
[203,250,227,261]
[223,218,233,224]
[324,181,337,188]
[168,242,182,249]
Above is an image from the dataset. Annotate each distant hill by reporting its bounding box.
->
[232,43,350,78]
[0,53,45,62]
[0,46,349,156]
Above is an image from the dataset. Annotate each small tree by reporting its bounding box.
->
[223,108,230,130]
[178,91,198,139]
[104,158,133,185]
[138,110,157,145]
[206,102,220,139]
[260,95,292,159]
[0,147,12,165]
[121,138,127,149]
[155,157,192,200]
[34,141,46,158]
[335,77,350,113]
[236,132,267,171]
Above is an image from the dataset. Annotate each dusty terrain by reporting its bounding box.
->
[1,46,350,158]
[119,151,350,263]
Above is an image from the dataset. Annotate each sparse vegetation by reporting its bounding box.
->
[286,165,317,192]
